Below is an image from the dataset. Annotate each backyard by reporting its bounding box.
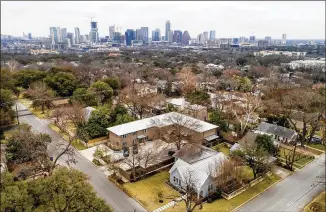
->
[212,143,230,156]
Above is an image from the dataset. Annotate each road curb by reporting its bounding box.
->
[231,176,285,212]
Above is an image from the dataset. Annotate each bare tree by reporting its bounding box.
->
[52,107,70,133]
[231,93,261,135]
[177,66,198,94]
[65,103,86,128]
[7,59,19,72]
[282,142,307,171]
[151,113,202,150]
[27,82,55,114]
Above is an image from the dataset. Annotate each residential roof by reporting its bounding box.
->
[166,98,187,107]
[169,146,227,190]
[256,122,297,140]
[107,112,218,136]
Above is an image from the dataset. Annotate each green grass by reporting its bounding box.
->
[199,174,281,212]
[49,124,86,150]
[123,171,181,211]
[19,98,53,119]
[304,192,325,212]
[278,147,315,166]
[212,143,230,156]
[307,144,326,152]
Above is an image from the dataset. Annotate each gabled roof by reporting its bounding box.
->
[169,147,227,191]
[107,112,218,136]
[256,122,297,140]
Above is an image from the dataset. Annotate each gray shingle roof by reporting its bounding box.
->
[256,122,297,140]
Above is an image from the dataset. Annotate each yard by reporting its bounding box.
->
[307,144,326,152]
[212,143,230,156]
[49,124,86,150]
[304,191,325,212]
[19,98,54,119]
[122,168,278,212]
[278,147,315,168]
[123,171,182,211]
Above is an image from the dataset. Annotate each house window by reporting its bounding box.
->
[178,179,181,186]
[144,129,147,133]
[208,184,214,192]
[122,134,127,138]
[173,176,176,182]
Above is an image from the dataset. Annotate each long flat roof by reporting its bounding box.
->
[107,112,218,136]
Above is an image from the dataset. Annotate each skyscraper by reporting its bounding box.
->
[197,33,204,44]
[203,31,209,42]
[165,20,171,41]
[173,30,182,43]
[125,29,135,46]
[249,35,256,43]
[113,32,122,44]
[182,31,191,45]
[56,27,62,42]
[28,33,32,40]
[265,36,272,44]
[109,25,115,39]
[140,27,149,42]
[168,30,173,42]
[50,27,58,44]
[135,29,141,41]
[67,33,74,45]
[152,29,161,41]
[239,36,246,44]
[90,21,99,43]
[209,30,216,40]
[61,28,67,42]
[282,34,286,45]
[75,27,80,44]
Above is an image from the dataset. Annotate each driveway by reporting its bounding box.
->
[16,101,147,212]
[237,154,325,212]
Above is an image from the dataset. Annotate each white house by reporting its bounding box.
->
[253,122,297,143]
[169,145,227,198]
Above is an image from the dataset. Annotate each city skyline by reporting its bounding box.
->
[1,1,325,39]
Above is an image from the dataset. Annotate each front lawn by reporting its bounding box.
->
[49,124,86,150]
[304,191,325,212]
[199,174,281,212]
[123,171,182,211]
[212,143,230,156]
[19,98,53,119]
[307,144,326,152]
[278,147,315,167]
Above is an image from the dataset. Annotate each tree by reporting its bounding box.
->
[72,65,102,87]
[44,71,78,96]
[71,87,98,106]
[177,66,198,94]
[209,110,229,132]
[90,81,113,105]
[0,89,15,126]
[27,82,55,114]
[185,90,210,106]
[233,76,252,92]
[12,69,47,89]
[114,114,135,125]
[232,93,261,135]
[0,167,113,212]
[6,124,51,169]
[150,112,202,150]
[65,103,86,128]
[103,77,121,90]
[6,59,19,72]
[231,140,271,179]
[282,142,306,171]
[255,134,277,156]
[235,57,248,66]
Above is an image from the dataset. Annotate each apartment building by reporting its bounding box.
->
[107,112,218,149]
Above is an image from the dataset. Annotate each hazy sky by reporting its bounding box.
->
[1,1,325,39]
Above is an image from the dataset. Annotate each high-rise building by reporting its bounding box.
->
[239,36,246,44]
[197,33,205,44]
[203,31,209,42]
[209,30,216,40]
[173,30,182,43]
[61,28,67,42]
[282,34,286,45]
[56,27,62,42]
[125,29,135,46]
[168,30,173,42]
[165,20,171,41]
[258,40,269,48]
[67,33,74,45]
[113,32,122,43]
[90,21,99,43]
[182,31,191,45]
[50,27,58,44]
[233,38,239,44]
[109,25,115,39]
[249,35,256,43]
[28,33,32,40]
[135,29,141,41]
[264,36,272,45]
[66,38,71,48]
[152,28,161,41]
[75,27,80,44]
[140,27,149,42]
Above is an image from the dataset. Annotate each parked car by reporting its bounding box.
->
[311,136,322,144]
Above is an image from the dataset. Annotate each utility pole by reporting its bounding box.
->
[15,101,20,125]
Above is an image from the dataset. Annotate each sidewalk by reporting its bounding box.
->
[153,195,186,212]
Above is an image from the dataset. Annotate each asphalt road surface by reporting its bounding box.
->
[16,101,147,212]
[237,153,325,212]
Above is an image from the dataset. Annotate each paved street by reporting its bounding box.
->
[16,102,147,212]
[237,153,325,212]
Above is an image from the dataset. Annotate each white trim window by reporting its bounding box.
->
[122,134,127,138]
[208,184,214,192]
